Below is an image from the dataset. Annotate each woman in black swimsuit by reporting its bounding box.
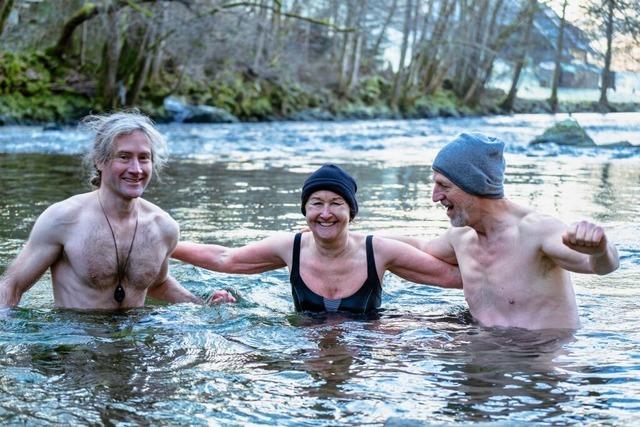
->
[173,164,461,314]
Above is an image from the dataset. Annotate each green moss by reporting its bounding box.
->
[0,50,92,123]
[352,76,391,104]
[403,90,461,118]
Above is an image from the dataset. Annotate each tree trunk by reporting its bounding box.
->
[550,0,567,113]
[0,0,15,37]
[338,1,355,94]
[127,23,155,106]
[371,0,397,60]
[150,7,167,83]
[390,0,413,110]
[253,0,269,69]
[501,0,537,111]
[462,0,505,105]
[406,0,433,89]
[599,0,615,110]
[270,0,283,65]
[347,0,366,91]
[102,8,121,109]
[419,0,454,94]
[50,3,100,58]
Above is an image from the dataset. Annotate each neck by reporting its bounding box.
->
[469,198,513,236]
[97,188,138,220]
[312,229,351,258]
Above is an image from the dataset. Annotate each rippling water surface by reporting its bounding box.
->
[1,114,639,425]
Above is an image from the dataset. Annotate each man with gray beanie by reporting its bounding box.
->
[394,132,619,330]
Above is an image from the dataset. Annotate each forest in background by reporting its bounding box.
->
[0,0,639,124]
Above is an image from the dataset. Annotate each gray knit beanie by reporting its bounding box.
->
[432,133,505,198]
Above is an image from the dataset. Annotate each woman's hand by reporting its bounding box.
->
[206,289,237,304]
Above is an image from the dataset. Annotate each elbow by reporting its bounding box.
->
[591,251,620,275]
[442,265,463,288]
[594,260,619,275]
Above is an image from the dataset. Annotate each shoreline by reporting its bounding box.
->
[1,97,639,127]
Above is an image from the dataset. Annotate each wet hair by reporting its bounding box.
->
[82,111,168,187]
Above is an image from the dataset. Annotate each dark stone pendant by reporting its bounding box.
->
[114,283,125,303]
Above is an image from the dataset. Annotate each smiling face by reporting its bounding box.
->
[432,172,476,227]
[98,130,152,200]
[304,190,351,240]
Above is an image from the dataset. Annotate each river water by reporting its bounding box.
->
[0,113,639,425]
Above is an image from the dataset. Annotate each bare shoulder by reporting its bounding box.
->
[520,210,565,236]
[138,198,179,234]
[248,232,296,265]
[444,226,475,243]
[270,232,298,252]
[37,193,95,225]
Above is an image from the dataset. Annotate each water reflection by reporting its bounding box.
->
[1,116,639,425]
[435,328,576,423]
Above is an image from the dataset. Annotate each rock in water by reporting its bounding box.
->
[530,119,595,146]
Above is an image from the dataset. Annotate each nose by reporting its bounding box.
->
[320,204,332,217]
[129,158,143,174]
[432,186,444,202]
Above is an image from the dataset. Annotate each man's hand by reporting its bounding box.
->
[562,220,607,255]
[206,289,237,305]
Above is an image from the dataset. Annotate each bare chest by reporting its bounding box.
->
[62,220,168,292]
[454,231,543,303]
[299,255,369,299]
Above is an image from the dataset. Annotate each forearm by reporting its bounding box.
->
[147,276,203,304]
[590,243,620,275]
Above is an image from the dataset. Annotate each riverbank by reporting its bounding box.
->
[1,51,638,126]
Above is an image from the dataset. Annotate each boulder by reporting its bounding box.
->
[286,108,335,121]
[163,96,238,123]
[43,122,63,131]
[530,118,595,146]
[183,105,239,124]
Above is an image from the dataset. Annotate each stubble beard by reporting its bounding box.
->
[450,209,469,227]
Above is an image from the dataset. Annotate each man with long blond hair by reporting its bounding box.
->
[0,111,234,309]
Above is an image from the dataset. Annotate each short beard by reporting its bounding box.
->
[450,210,469,227]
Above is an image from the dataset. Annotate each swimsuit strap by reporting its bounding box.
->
[290,233,303,311]
[292,233,302,279]
[365,235,379,284]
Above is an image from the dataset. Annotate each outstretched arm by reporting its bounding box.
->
[0,208,63,307]
[379,232,458,265]
[542,219,619,275]
[376,236,462,288]
[172,233,291,274]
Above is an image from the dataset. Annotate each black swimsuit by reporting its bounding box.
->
[290,233,382,314]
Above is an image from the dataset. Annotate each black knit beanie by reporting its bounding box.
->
[301,164,359,219]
